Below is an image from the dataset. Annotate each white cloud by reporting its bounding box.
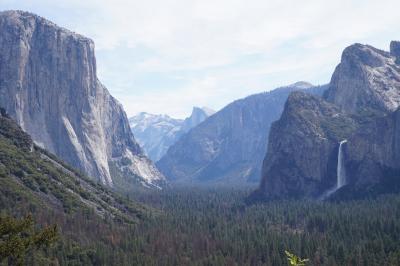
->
[1,0,400,117]
[113,76,222,118]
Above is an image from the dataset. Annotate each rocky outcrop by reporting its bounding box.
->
[324,42,400,114]
[390,41,400,63]
[180,106,215,133]
[256,41,400,200]
[157,82,327,185]
[257,91,359,199]
[129,107,214,161]
[0,10,164,188]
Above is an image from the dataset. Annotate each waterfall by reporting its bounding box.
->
[320,139,347,199]
[336,140,347,189]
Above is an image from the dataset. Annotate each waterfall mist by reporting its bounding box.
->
[320,139,347,199]
[336,139,347,188]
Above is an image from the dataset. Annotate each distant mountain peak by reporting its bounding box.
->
[199,106,215,116]
[288,81,314,89]
[183,106,215,131]
[129,107,214,161]
[191,106,215,115]
[157,84,327,185]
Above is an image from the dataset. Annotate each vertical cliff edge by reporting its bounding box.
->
[0,10,165,189]
[255,41,400,200]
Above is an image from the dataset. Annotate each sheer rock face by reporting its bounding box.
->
[257,92,358,199]
[180,107,215,133]
[345,108,400,187]
[256,41,400,200]
[157,83,327,185]
[0,10,164,187]
[324,42,400,114]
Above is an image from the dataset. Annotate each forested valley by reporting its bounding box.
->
[3,187,400,265]
[2,8,400,266]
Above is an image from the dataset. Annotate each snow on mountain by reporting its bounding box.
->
[129,107,215,161]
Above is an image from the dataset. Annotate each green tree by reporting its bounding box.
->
[285,250,309,266]
[0,214,58,265]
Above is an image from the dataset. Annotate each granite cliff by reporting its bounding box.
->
[325,42,400,114]
[0,11,164,189]
[256,41,400,200]
[257,92,359,199]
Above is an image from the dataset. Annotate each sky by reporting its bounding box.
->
[1,0,399,118]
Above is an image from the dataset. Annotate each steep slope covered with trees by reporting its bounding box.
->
[0,109,153,264]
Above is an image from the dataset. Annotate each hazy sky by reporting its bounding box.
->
[1,0,399,118]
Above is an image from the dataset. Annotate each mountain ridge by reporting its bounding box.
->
[157,82,327,185]
[129,106,214,161]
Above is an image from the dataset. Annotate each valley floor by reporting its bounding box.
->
[3,187,400,265]
[131,188,400,265]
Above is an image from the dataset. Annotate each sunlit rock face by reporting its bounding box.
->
[325,42,400,114]
[0,10,165,188]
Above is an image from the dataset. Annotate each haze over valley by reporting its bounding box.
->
[1,2,400,265]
